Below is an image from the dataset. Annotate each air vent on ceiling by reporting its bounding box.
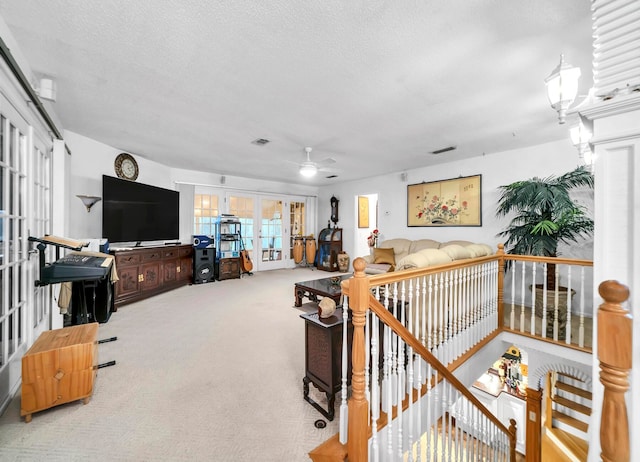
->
[430,145,457,155]
[325,174,338,179]
[251,138,270,146]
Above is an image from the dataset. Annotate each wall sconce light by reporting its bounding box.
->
[545,54,581,124]
[570,118,594,170]
[36,77,57,102]
[77,195,101,212]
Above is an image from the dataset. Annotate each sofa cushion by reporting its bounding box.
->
[396,252,430,270]
[439,244,473,260]
[409,239,441,254]
[465,243,493,257]
[378,238,412,262]
[418,248,454,266]
[361,254,374,264]
[439,240,475,248]
[366,263,394,274]
[396,249,453,270]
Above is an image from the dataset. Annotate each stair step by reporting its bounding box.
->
[553,410,589,433]
[548,427,589,461]
[542,432,574,462]
[556,381,592,400]
[553,396,592,415]
[557,371,583,381]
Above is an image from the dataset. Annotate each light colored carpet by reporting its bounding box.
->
[0,267,342,461]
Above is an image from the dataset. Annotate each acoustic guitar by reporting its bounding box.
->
[240,249,253,273]
[239,232,253,275]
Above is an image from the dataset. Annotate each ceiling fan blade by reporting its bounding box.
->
[316,157,336,168]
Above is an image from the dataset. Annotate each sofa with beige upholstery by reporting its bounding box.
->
[361,238,494,274]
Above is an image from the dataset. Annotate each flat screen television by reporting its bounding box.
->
[102,175,179,244]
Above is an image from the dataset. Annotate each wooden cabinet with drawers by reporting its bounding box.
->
[215,257,240,280]
[111,245,193,308]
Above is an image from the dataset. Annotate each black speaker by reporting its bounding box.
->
[193,247,215,284]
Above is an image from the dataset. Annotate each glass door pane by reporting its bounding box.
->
[228,194,254,268]
[258,198,286,271]
[193,193,220,236]
[0,94,30,404]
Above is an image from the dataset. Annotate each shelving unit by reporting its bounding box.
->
[214,215,241,280]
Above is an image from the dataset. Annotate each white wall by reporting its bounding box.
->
[64,131,176,240]
[318,139,590,261]
[63,130,319,242]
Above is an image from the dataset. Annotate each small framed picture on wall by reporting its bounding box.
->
[358,196,369,228]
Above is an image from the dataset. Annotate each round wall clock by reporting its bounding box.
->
[114,153,139,181]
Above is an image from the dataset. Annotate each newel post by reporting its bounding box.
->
[598,280,631,462]
[347,258,370,462]
[497,243,505,329]
[525,387,543,462]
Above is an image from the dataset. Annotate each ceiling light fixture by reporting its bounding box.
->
[299,162,317,177]
[545,54,581,124]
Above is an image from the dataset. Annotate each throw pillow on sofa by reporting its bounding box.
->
[373,247,396,271]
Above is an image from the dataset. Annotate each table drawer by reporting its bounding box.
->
[116,253,141,266]
[141,250,162,262]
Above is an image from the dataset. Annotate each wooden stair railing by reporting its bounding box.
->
[597,280,631,462]
[308,250,601,461]
[344,257,517,462]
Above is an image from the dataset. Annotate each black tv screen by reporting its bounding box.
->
[102,175,179,243]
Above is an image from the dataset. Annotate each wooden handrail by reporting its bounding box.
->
[502,254,593,267]
[597,280,631,462]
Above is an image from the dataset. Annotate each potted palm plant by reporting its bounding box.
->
[496,165,594,336]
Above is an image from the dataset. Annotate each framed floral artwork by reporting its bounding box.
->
[407,174,482,227]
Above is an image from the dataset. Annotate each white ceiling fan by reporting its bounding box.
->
[297,147,336,177]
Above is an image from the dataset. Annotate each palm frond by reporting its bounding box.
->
[495,166,594,259]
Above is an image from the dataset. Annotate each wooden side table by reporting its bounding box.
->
[21,323,99,422]
[300,308,352,421]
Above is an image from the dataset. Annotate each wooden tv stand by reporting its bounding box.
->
[111,244,193,308]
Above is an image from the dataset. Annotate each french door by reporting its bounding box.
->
[0,92,52,408]
[227,193,292,271]
[257,197,285,271]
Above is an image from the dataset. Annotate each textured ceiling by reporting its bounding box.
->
[0,1,593,186]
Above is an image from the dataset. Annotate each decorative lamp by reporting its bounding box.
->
[299,162,317,177]
[545,54,581,124]
[570,119,594,170]
[77,195,101,212]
